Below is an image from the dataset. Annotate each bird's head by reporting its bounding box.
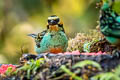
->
[47,15,64,32]
[96,0,114,10]
[48,15,60,25]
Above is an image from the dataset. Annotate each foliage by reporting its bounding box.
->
[83,39,99,52]
[61,60,102,80]
[91,65,120,80]
[83,42,92,52]
[61,65,82,80]
[16,58,45,79]
[0,64,16,76]
[91,73,120,80]
[72,60,102,70]
[5,67,16,76]
[61,60,120,80]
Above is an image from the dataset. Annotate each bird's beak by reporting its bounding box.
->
[27,34,37,38]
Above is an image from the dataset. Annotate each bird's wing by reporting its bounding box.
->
[116,16,120,23]
[28,30,47,48]
[101,24,120,38]
[102,29,120,38]
[101,11,120,38]
[35,30,47,48]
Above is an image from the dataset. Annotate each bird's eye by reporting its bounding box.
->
[48,20,51,23]
[55,19,59,23]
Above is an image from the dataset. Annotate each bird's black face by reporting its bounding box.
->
[48,15,60,25]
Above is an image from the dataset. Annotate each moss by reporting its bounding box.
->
[67,29,103,52]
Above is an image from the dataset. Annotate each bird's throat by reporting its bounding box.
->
[49,25,59,31]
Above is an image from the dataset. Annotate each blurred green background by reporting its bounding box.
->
[0,0,99,64]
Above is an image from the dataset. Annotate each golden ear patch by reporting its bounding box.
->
[59,21,63,25]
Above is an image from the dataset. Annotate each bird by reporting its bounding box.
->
[97,0,120,45]
[28,15,68,54]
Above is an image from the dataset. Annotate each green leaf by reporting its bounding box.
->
[91,73,120,80]
[5,67,13,75]
[72,60,102,70]
[61,65,82,80]
[27,69,31,79]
